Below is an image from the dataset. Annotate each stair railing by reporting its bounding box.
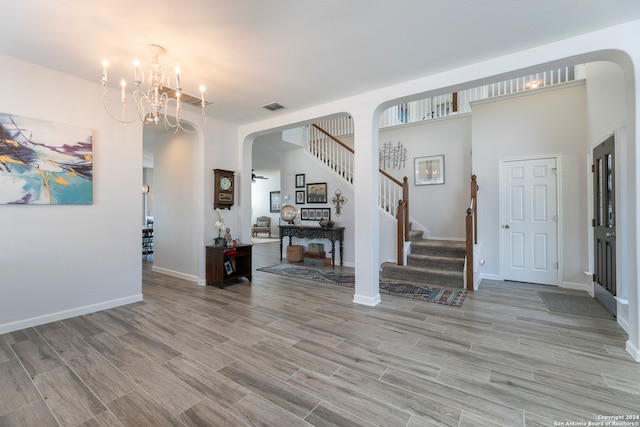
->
[309,124,354,183]
[309,123,410,265]
[465,175,478,290]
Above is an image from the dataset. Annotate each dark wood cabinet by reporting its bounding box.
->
[206,244,252,288]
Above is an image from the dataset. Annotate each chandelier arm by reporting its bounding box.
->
[132,90,151,123]
[102,89,140,125]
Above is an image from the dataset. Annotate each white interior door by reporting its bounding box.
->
[501,157,558,285]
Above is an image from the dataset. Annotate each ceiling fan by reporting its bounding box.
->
[252,170,268,182]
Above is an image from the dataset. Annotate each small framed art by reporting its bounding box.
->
[224,260,233,275]
[414,155,445,185]
[270,191,281,212]
[306,182,327,203]
[295,190,305,204]
[295,173,305,188]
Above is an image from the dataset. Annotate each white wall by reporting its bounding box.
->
[379,114,472,239]
[472,82,588,286]
[0,55,143,332]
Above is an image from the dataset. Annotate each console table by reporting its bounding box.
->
[279,225,345,267]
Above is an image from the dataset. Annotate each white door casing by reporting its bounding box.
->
[501,157,559,285]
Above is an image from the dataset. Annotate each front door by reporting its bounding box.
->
[501,157,558,285]
[593,136,616,313]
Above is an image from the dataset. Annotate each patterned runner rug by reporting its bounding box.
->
[257,264,467,307]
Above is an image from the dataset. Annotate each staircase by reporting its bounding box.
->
[307,118,469,290]
[380,228,466,288]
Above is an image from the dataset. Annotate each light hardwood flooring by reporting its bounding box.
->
[1,242,639,426]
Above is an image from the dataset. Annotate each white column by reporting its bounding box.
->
[352,107,381,306]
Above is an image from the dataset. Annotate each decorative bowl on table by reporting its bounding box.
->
[319,219,335,228]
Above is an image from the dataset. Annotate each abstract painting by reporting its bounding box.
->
[0,113,93,204]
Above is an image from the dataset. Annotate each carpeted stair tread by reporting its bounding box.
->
[408,253,464,271]
[410,239,466,257]
[408,229,424,242]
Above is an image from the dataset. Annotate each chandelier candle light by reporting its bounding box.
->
[101,44,207,131]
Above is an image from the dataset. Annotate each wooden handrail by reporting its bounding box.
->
[466,205,474,290]
[312,124,355,153]
[402,177,409,242]
[379,168,402,186]
[471,174,478,244]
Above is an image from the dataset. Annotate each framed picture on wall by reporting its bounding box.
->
[321,208,331,220]
[295,190,305,204]
[295,174,305,188]
[301,208,309,220]
[414,155,445,185]
[308,209,316,220]
[306,182,327,203]
[270,191,281,212]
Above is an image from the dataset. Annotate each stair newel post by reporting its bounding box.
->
[466,207,474,290]
[397,200,407,265]
[402,177,409,242]
[471,174,478,244]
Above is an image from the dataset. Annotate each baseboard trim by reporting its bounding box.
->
[0,294,143,335]
[353,293,381,306]
[560,281,591,293]
[626,340,640,362]
[152,266,199,283]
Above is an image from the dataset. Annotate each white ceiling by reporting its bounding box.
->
[3,1,640,126]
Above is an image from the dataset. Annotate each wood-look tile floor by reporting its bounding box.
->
[1,242,639,426]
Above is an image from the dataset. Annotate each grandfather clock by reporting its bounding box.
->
[213,169,235,209]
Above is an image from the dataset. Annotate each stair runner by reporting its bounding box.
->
[380,230,466,288]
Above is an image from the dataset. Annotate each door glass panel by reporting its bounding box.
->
[606,153,614,227]
[597,158,604,227]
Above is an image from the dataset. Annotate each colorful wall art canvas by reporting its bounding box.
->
[0,113,93,204]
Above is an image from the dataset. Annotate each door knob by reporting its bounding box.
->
[606,232,616,238]
[503,224,510,229]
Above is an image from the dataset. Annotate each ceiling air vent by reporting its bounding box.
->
[262,102,285,111]
[159,87,211,107]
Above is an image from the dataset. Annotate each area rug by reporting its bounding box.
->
[538,292,615,319]
[257,264,467,307]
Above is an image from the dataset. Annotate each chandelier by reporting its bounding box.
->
[101,44,207,131]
